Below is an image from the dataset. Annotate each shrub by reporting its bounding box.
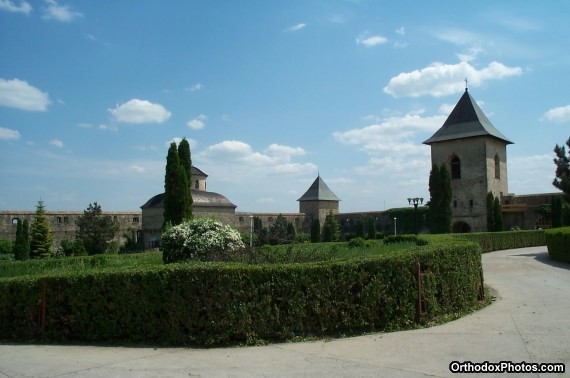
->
[161,218,245,263]
[0,238,14,255]
[545,227,570,263]
[347,237,376,249]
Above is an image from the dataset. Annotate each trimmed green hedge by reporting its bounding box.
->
[545,227,570,263]
[0,241,482,346]
[449,230,545,253]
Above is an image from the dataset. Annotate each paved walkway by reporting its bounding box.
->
[1,247,569,377]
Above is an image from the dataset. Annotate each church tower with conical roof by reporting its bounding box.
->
[297,175,340,228]
[424,88,513,232]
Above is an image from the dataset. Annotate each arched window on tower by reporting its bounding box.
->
[451,156,461,179]
[494,154,500,179]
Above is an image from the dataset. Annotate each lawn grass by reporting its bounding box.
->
[0,240,417,279]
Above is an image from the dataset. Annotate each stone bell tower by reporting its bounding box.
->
[423,88,513,232]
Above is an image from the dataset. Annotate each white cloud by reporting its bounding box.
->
[333,112,446,180]
[356,32,388,47]
[50,139,64,148]
[199,140,316,181]
[129,165,145,173]
[98,123,118,132]
[187,114,207,130]
[186,83,203,92]
[42,0,82,22]
[285,23,306,32]
[0,127,20,140]
[0,0,31,13]
[509,154,556,195]
[0,78,50,111]
[395,27,405,35]
[109,99,171,124]
[384,61,522,98]
[542,105,570,123]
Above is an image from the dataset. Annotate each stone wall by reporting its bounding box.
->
[0,210,142,246]
[431,136,509,232]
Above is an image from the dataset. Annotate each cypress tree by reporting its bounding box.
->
[177,138,193,218]
[486,192,495,232]
[30,200,53,258]
[551,195,562,228]
[428,164,441,233]
[22,219,30,260]
[493,197,504,232]
[322,211,340,242]
[163,142,191,228]
[366,217,376,239]
[310,218,320,243]
[14,219,24,260]
[439,164,452,233]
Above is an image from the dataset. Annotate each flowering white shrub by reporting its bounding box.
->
[161,218,245,263]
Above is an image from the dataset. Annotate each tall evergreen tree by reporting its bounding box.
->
[22,219,30,259]
[486,192,495,232]
[439,164,452,233]
[177,138,193,217]
[428,163,441,233]
[551,195,563,228]
[493,197,504,232]
[355,216,365,238]
[310,218,320,243]
[322,211,340,242]
[163,142,191,228]
[14,219,25,260]
[428,164,452,234]
[268,214,289,245]
[553,137,570,200]
[76,202,119,255]
[30,200,53,258]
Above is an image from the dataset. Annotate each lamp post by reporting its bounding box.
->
[249,215,254,248]
[407,197,424,234]
[393,217,397,236]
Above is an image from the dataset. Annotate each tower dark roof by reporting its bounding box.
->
[297,176,341,202]
[423,90,513,145]
[141,190,236,209]
[191,166,208,177]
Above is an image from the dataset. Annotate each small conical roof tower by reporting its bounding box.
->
[424,89,513,145]
[298,175,340,228]
[297,175,341,202]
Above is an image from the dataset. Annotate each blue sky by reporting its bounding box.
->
[1,0,569,214]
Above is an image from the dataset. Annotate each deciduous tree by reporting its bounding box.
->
[76,202,119,255]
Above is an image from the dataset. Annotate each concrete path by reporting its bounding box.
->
[1,246,569,377]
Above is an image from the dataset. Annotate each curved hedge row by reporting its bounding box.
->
[545,227,570,263]
[0,241,482,346]
[448,230,545,253]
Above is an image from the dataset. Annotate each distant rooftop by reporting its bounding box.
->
[297,176,341,202]
[423,89,513,145]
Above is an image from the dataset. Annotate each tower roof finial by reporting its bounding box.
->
[464,77,468,91]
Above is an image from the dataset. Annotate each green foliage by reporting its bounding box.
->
[163,142,192,228]
[268,214,290,245]
[30,200,53,259]
[448,230,545,253]
[553,137,570,200]
[428,163,452,234]
[322,211,340,242]
[355,217,365,238]
[310,218,320,243]
[366,217,376,239]
[347,237,376,249]
[76,202,119,255]
[493,197,504,232]
[161,218,245,263]
[177,138,193,218]
[551,195,563,228]
[385,207,429,235]
[545,227,570,263]
[0,240,482,346]
[0,238,14,255]
[486,192,495,232]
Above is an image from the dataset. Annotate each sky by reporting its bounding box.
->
[1,1,569,214]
